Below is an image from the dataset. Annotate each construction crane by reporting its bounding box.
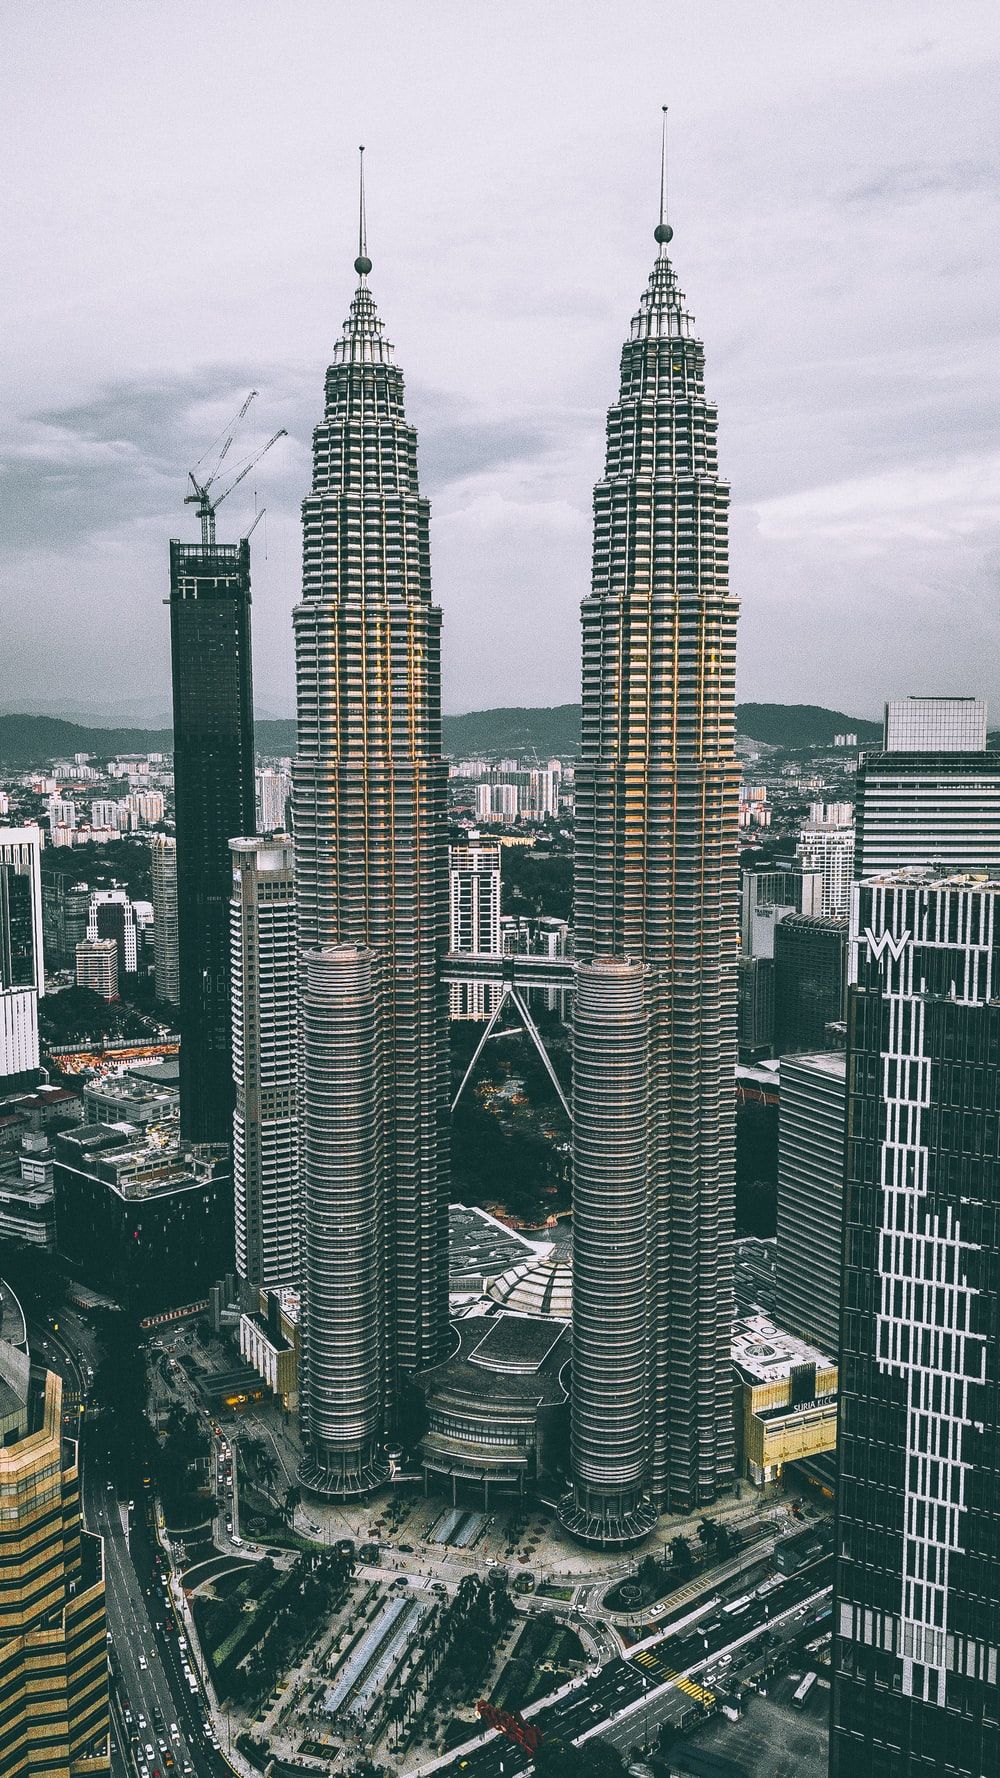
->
[184,390,287,547]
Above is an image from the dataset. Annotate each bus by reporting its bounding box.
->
[792,1671,818,1709]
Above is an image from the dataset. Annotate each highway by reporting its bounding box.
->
[416,1554,833,1777]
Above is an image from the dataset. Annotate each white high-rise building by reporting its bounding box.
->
[126,789,165,826]
[884,695,986,753]
[0,828,44,1093]
[230,838,298,1292]
[796,820,855,917]
[75,937,118,1001]
[448,839,502,1020]
[47,798,76,834]
[87,889,138,978]
[91,800,119,829]
[856,694,1000,878]
[149,836,180,1005]
[256,768,291,834]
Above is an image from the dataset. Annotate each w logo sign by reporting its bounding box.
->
[864,927,910,964]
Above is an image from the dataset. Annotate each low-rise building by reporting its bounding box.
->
[239,1287,300,1410]
[53,1123,230,1315]
[732,1312,837,1487]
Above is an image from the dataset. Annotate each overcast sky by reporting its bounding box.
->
[1,1,998,724]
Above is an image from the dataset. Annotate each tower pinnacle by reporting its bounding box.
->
[354,143,372,277]
[654,105,673,249]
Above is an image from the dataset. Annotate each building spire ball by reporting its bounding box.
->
[355,143,372,277]
[655,104,673,249]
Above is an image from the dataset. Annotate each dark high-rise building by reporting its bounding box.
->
[292,190,450,1495]
[169,537,256,1142]
[772,914,847,1057]
[774,1049,845,1357]
[561,127,739,1541]
[831,874,1000,1777]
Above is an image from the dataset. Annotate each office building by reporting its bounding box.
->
[856,695,1000,878]
[448,838,502,1019]
[741,865,823,960]
[292,225,450,1492]
[41,874,89,968]
[884,694,986,752]
[83,1070,177,1129]
[0,1308,110,1777]
[53,1123,230,1316]
[738,953,775,1058]
[75,938,118,1001]
[797,818,855,917]
[0,829,43,1095]
[774,1051,846,1356]
[772,915,846,1056]
[831,874,1000,1778]
[255,767,291,834]
[230,837,298,1293]
[0,1135,56,1249]
[562,164,739,1539]
[87,887,138,982]
[169,535,256,1143]
[149,834,180,1005]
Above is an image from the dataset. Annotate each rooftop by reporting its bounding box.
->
[732,1313,833,1385]
[486,1254,572,1319]
[447,1202,547,1290]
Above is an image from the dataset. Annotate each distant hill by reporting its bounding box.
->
[0,700,881,769]
[736,703,881,747]
[441,704,582,760]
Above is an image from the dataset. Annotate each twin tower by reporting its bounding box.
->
[293,148,740,1539]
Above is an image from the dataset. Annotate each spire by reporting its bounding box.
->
[654,105,673,252]
[332,145,395,368]
[355,144,372,278]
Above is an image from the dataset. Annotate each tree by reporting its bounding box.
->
[281,1484,301,1525]
[670,1535,693,1573]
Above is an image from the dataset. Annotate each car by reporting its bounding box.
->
[225,1518,233,1532]
[399,1543,414,1553]
[145,1745,155,1760]
[138,1715,148,1730]
[140,1766,150,1778]
[169,1724,179,1740]
[177,1635,187,1651]
[139,1656,148,1670]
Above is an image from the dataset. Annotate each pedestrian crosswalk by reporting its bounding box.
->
[630,1647,715,1709]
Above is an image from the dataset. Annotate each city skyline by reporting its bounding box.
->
[2,3,999,723]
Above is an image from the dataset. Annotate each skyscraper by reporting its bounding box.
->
[149,835,180,1005]
[169,536,256,1142]
[0,1312,109,1777]
[292,174,450,1494]
[856,694,1000,878]
[230,837,298,1293]
[796,816,855,918]
[561,122,740,1539]
[0,828,43,1096]
[831,873,1000,1777]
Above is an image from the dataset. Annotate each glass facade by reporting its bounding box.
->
[832,875,1000,1777]
[169,539,256,1144]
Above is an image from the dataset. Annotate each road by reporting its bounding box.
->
[38,1310,235,1778]
[414,1553,834,1777]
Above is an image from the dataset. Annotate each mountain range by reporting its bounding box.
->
[0,702,883,768]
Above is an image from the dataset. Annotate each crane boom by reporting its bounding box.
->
[183,406,286,548]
